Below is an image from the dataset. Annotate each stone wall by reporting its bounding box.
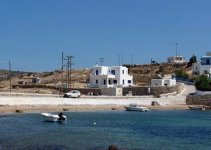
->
[123,83,184,96]
[73,83,184,96]
[186,95,211,106]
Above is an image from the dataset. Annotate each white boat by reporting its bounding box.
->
[124,103,149,112]
[188,105,206,111]
[41,113,67,122]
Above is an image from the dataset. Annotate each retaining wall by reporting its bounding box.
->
[186,95,211,106]
[123,83,184,96]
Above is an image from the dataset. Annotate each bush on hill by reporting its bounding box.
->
[195,75,211,91]
[175,69,189,80]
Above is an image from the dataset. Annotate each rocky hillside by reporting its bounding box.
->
[126,62,192,85]
[0,63,192,93]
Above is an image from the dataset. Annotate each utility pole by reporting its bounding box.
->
[64,55,74,89]
[60,52,64,95]
[9,60,11,93]
[150,58,152,86]
[118,53,123,66]
[176,42,178,57]
[118,54,121,66]
[99,58,104,66]
[132,54,134,67]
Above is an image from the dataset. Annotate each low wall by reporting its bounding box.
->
[123,83,184,96]
[186,95,211,106]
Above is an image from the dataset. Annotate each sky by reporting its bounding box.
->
[0,0,211,72]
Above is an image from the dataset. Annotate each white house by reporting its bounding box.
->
[89,65,133,88]
[192,55,211,76]
[167,56,185,64]
[151,79,176,87]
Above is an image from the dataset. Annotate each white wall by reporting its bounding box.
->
[89,66,133,88]
[199,65,211,75]
[151,79,164,86]
[192,62,200,74]
[151,79,176,87]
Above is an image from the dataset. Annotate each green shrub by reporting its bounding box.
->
[195,75,211,91]
[175,70,189,79]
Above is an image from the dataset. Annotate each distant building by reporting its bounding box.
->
[151,75,176,87]
[17,74,41,85]
[89,65,133,88]
[151,79,176,87]
[192,54,211,76]
[167,56,185,64]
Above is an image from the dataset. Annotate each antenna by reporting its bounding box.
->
[99,58,104,66]
[118,54,121,66]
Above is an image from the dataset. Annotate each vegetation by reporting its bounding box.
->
[195,75,211,91]
[175,69,189,80]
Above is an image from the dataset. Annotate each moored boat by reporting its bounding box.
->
[188,105,206,111]
[124,103,149,112]
[41,112,67,122]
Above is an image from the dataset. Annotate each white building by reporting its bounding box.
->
[151,79,176,87]
[89,65,133,88]
[167,56,185,64]
[192,55,211,76]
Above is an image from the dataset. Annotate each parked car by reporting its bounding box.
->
[63,90,81,98]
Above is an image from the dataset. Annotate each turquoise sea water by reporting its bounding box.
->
[0,110,211,150]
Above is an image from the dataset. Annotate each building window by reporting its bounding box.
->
[96,70,99,75]
[95,70,99,75]
[113,80,117,84]
[109,80,111,85]
[122,70,124,74]
[128,80,131,84]
[123,80,124,85]
[204,70,208,74]
[104,79,106,85]
[111,70,115,75]
[96,80,98,84]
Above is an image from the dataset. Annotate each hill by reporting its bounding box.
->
[0,63,192,94]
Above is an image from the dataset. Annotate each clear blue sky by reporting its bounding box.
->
[0,0,211,71]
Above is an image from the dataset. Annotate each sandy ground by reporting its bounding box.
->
[0,95,189,115]
[0,84,195,114]
[0,104,189,115]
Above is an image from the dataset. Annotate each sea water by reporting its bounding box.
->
[0,110,211,150]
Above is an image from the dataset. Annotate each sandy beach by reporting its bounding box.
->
[0,104,189,115]
[0,93,189,114]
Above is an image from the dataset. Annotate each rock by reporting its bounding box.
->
[63,108,69,111]
[15,109,23,113]
[108,145,118,150]
[151,101,160,106]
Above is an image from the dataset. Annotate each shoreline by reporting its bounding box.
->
[0,93,189,115]
[0,104,189,115]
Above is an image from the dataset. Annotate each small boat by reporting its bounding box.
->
[124,103,149,112]
[189,105,206,111]
[41,112,67,122]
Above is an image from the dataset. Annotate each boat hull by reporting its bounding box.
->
[189,106,206,111]
[124,106,149,112]
[41,113,66,122]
